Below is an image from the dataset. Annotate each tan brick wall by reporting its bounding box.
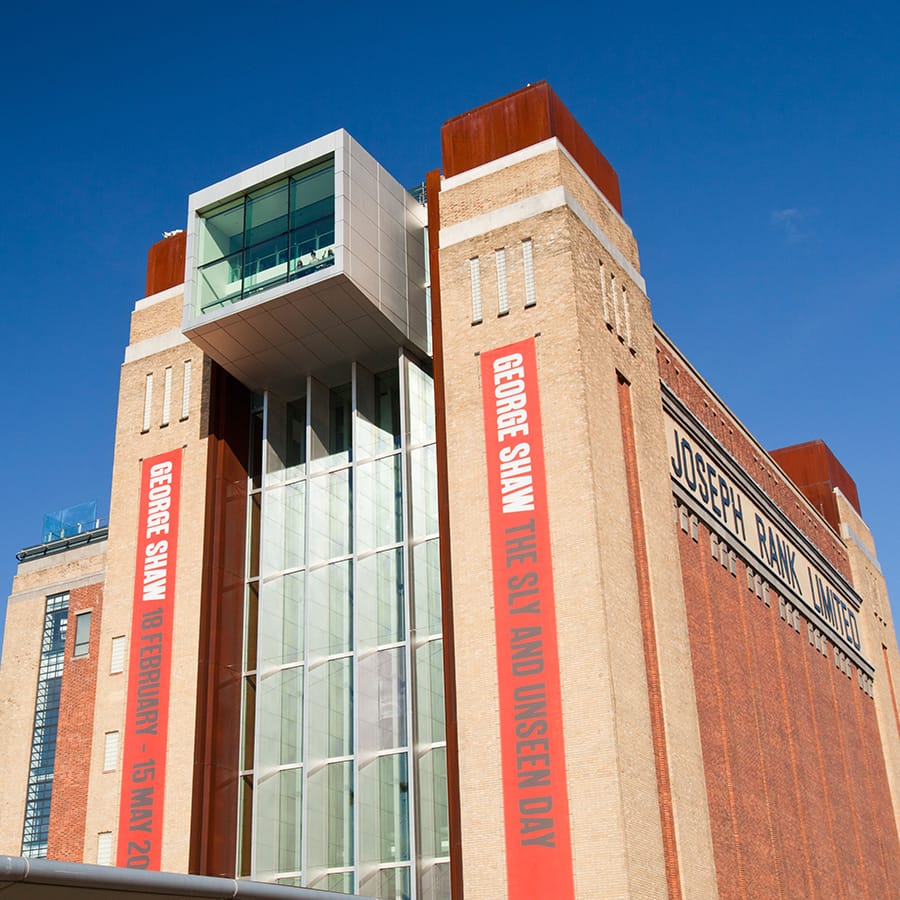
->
[836,490,900,839]
[437,145,715,897]
[439,145,641,273]
[83,286,211,871]
[129,290,184,345]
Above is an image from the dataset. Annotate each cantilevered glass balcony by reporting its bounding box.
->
[196,159,336,313]
[183,131,428,398]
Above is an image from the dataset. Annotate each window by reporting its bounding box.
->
[21,593,69,858]
[103,731,119,772]
[142,373,153,433]
[522,239,536,308]
[74,612,91,658]
[196,157,336,313]
[161,366,172,426]
[97,832,113,866]
[469,257,482,324]
[110,636,126,674]
[181,359,192,420]
[495,248,509,315]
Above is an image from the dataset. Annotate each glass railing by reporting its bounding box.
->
[198,233,336,312]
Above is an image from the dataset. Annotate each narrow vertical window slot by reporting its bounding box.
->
[522,239,536,308]
[611,274,621,336]
[142,373,153,433]
[600,259,611,324]
[103,731,119,772]
[622,286,632,346]
[495,248,509,316]
[469,257,482,324]
[161,366,173,427]
[181,359,192,421]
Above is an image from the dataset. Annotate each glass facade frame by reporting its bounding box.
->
[239,352,447,899]
[195,157,336,314]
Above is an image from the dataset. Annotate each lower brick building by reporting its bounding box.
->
[2,82,899,899]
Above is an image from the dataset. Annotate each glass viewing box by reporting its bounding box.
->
[196,157,336,313]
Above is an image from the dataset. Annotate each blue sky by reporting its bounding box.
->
[1,0,898,648]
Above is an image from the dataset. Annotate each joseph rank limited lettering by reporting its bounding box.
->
[670,428,746,541]
[491,353,535,514]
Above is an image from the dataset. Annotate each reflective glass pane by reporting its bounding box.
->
[406,358,435,446]
[415,640,445,745]
[242,675,256,770]
[357,456,402,552]
[266,395,307,486]
[357,549,404,648]
[244,234,289,296]
[357,368,401,459]
[310,380,351,472]
[245,581,259,670]
[358,647,407,754]
[410,445,438,538]
[254,767,302,877]
[307,561,352,657]
[416,747,449,860]
[245,180,289,249]
[249,410,264,490]
[413,539,441,637]
[198,251,243,312]
[290,160,335,263]
[262,481,306,576]
[258,572,304,669]
[257,666,303,770]
[359,753,410,866]
[306,761,353,869]
[238,775,252,877]
[419,861,451,900]
[308,657,353,761]
[359,866,411,900]
[198,197,243,265]
[248,493,261,579]
[308,471,351,564]
[310,871,354,893]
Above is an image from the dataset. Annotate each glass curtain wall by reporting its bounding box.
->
[196,157,336,313]
[239,354,449,900]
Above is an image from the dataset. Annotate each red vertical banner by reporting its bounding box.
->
[117,448,182,869]
[480,339,575,898]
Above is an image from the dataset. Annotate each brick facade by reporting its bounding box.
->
[46,581,104,860]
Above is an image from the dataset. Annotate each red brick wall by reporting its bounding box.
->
[677,521,900,896]
[46,582,103,861]
[656,340,852,581]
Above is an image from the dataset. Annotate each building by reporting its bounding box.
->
[1,82,899,899]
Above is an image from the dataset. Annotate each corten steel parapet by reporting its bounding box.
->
[440,80,623,214]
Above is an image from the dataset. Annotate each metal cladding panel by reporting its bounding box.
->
[440,81,623,214]
[146,232,187,296]
[182,131,427,394]
[771,439,862,530]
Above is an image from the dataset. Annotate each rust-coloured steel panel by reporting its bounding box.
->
[426,167,465,900]
[771,439,861,531]
[145,231,187,296]
[190,362,250,876]
[441,81,623,214]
